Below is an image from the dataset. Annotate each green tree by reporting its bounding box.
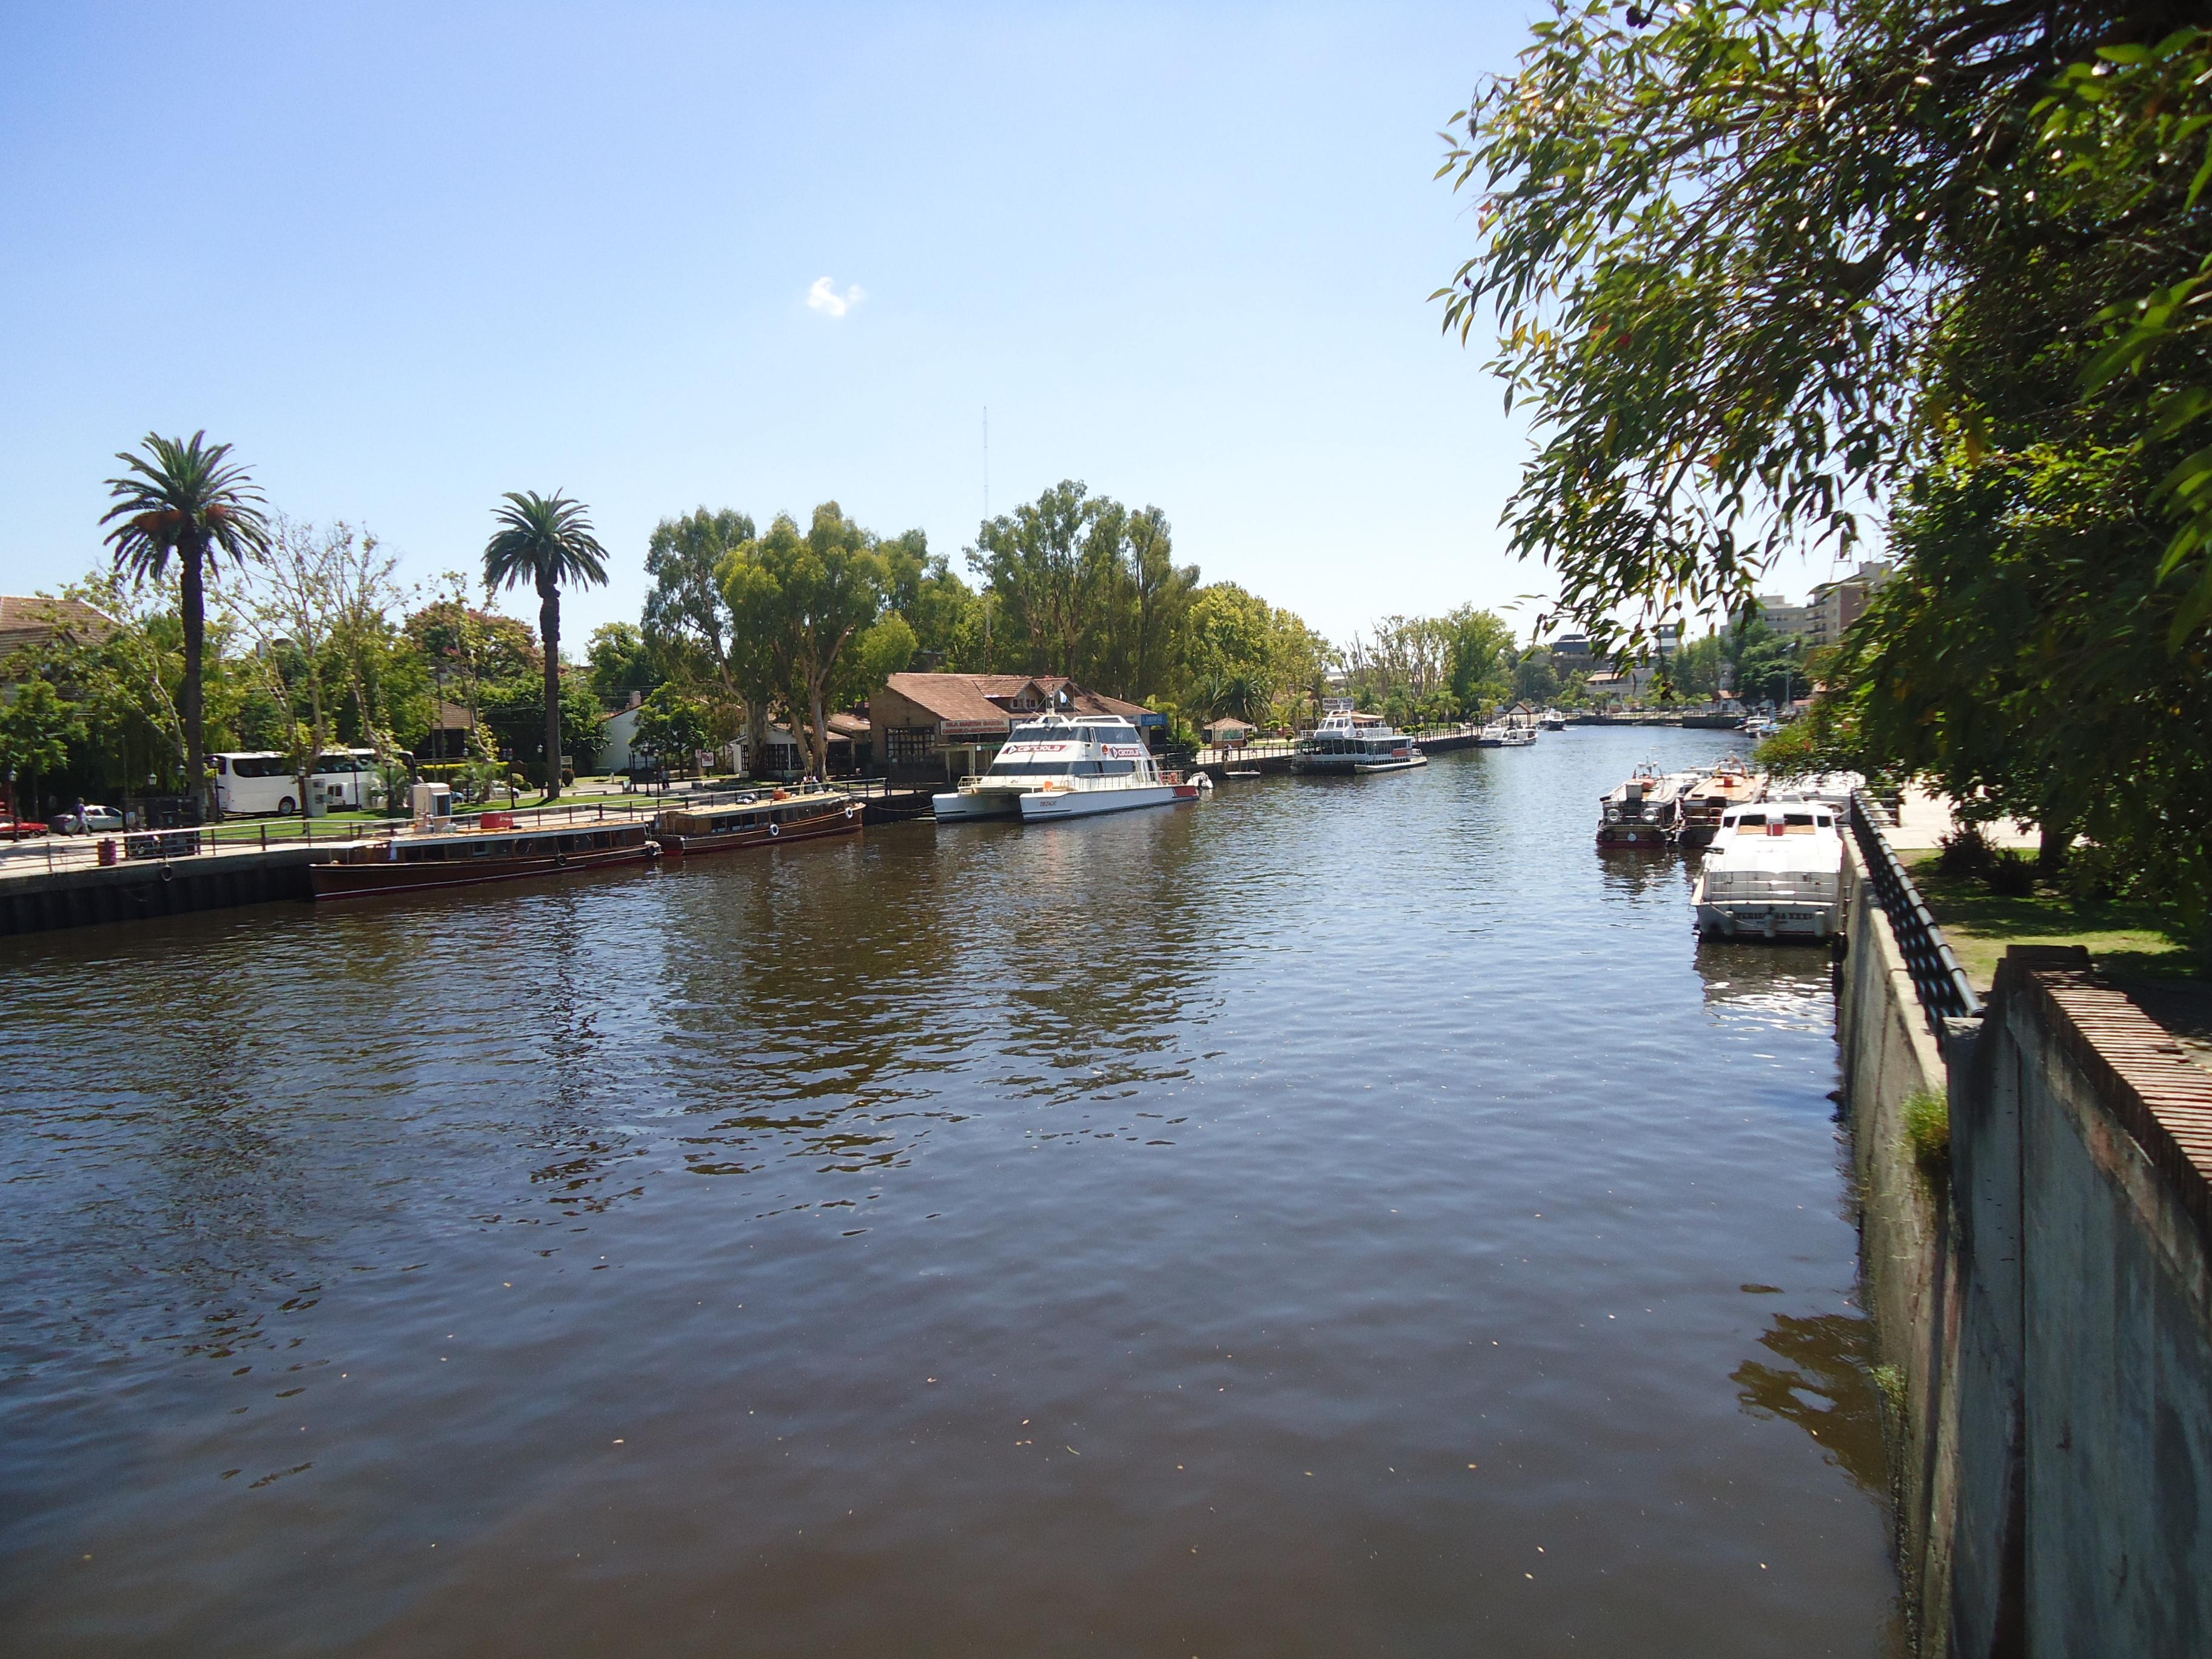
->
[1443,606,1513,717]
[482,491,609,801]
[644,508,753,725]
[722,504,891,779]
[478,675,603,779]
[632,683,712,775]
[101,431,272,812]
[0,678,82,822]
[1510,649,1561,706]
[586,622,662,703]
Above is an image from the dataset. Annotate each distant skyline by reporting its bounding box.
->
[1,2,1851,652]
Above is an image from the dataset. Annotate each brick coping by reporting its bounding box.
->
[1998,944,2212,1248]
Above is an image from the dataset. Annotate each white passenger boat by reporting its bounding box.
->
[933,714,1197,822]
[1540,709,1566,731]
[1291,710,1426,774]
[1692,796,1846,940]
[1496,723,1537,748]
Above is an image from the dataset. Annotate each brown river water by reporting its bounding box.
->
[1,729,1899,1656]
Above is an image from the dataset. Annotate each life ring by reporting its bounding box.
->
[555,853,569,867]
[843,802,858,818]
[769,821,781,838]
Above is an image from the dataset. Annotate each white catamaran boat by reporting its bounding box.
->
[1290,710,1427,774]
[933,715,1198,823]
[1692,796,1846,940]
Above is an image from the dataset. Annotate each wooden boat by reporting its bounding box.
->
[1595,763,1684,848]
[1677,757,1763,848]
[311,819,659,899]
[655,786,862,854]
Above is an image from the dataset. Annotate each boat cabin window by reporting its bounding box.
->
[1783,811,1815,827]
[1733,812,1767,826]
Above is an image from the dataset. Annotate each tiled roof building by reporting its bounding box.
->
[870,673,1162,783]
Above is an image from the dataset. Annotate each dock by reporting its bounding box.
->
[0,783,945,939]
[1191,722,1487,779]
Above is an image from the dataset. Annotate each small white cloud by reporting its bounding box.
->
[807,276,865,317]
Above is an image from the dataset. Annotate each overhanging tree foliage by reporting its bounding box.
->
[1443,0,2212,920]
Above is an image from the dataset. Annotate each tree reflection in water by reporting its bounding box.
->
[1733,1309,1889,1495]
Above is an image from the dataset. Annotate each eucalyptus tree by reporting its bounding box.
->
[722,504,891,779]
[101,431,272,808]
[483,491,609,802]
[644,508,753,711]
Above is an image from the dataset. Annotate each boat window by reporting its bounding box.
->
[1735,813,1767,826]
[1784,812,1815,827]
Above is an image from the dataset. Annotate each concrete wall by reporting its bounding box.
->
[1965,953,2212,1657]
[1838,843,1960,1650]
[1842,839,2212,1657]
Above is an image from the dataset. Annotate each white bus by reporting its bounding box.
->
[213,749,381,817]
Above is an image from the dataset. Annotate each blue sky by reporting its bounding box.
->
[0,2,1843,649]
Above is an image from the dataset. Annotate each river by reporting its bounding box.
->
[0,728,1899,1655]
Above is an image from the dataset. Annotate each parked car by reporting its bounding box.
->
[1,816,47,837]
[52,804,124,834]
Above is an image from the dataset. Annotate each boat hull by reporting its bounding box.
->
[1693,894,1840,940]
[310,842,657,899]
[1352,754,1429,774]
[1017,783,1185,820]
[933,786,1034,820]
[1595,825,1671,848]
[658,803,860,855]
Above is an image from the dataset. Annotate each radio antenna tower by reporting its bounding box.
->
[983,406,990,519]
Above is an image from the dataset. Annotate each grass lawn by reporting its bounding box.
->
[199,797,665,842]
[1902,850,2206,993]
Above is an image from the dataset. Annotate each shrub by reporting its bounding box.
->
[1936,824,1998,879]
[1984,850,2039,897]
[2061,842,2131,905]
[1902,1088,1951,1183]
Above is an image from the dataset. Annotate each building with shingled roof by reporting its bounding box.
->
[870,672,1164,784]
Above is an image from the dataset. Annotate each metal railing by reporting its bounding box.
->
[1849,788,1980,1045]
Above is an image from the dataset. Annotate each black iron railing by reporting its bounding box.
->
[1849,788,1981,1044]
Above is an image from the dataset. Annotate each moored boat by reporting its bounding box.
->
[655,786,862,855]
[1677,756,1763,848]
[935,714,1191,822]
[1595,764,1685,848]
[311,816,659,899]
[1295,710,1426,773]
[1691,796,1845,940]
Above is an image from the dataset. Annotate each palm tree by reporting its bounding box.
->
[102,432,272,813]
[483,491,609,803]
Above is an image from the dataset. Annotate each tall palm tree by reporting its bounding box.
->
[102,432,272,813]
[483,491,609,803]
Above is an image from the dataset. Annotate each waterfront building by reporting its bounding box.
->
[1806,560,1892,650]
[0,594,113,678]
[870,674,1164,785]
